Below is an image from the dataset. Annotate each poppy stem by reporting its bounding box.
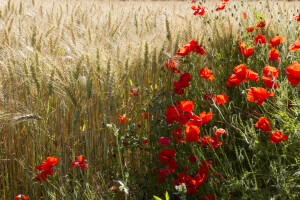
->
[212,101,250,144]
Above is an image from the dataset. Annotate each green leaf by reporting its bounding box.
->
[165,191,169,200]
[153,196,162,200]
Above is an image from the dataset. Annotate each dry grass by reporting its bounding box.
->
[0,0,299,199]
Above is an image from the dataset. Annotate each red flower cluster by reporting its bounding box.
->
[238,41,254,59]
[71,155,88,169]
[256,19,266,28]
[177,40,206,56]
[227,64,259,87]
[191,4,207,16]
[247,27,255,32]
[35,156,59,181]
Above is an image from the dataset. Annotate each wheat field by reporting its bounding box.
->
[0,0,299,199]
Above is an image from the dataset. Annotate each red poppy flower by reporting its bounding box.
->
[227,74,244,87]
[255,117,272,132]
[242,12,247,19]
[262,76,280,89]
[175,87,185,95]
[164,158,178,173]
[238,41,247,54]
[166,105,182,124]
[263,65,279,80]
[177,45,190,56]
[246,69,260,81]
[234,64,247,77]
[118,114,131,123]
[141,139,148,144]
[200,194,215,200]
[216,1,226,11]
[247,87,274,105]
[289,37,300,52]
[247,27,255,32]
[177,40,206,56]
[159,137,170,146]
[253,34,267,44]
[185,125,200,142]
[174,79,189,88]
[192,5,207,16]
[238,41,246,53]
[268,48,281,62]
[35,156,59,181]
[180,100,194,112]
[173,172,207,194]
[198,111,213,124]
[188,40,206,55]
[123,141,129,146]
[269,36,285,47]
[14,194,29,200]
[214,94,229,105]
[158,168,170,178]
[200,68,214,81]
[201,136,222,149]
[180,73,192,82]
[44,157,59,168]
[189,154,197,163]
[172,128,183,144]
[213,128,226,136]
[262,66,279,88]
[157,168,170,184]
[199,160,213,175]
[159,149,176,162]
[242,47,254,58]
[286,61,300,85]
[269,131,288,143]
[71,155,88,169]
[256,19,266,28]
[294,13,300,22]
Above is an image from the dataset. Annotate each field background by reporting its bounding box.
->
[0,0,299,199]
